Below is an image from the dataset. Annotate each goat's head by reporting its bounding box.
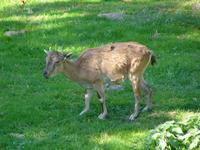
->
[43,50,72,79]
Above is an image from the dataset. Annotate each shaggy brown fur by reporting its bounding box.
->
[44,42,156,121]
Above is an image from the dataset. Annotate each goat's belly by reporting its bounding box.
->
[103,73,127,84]
[100,60,128,84]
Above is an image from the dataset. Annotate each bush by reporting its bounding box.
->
[147,114,200,150]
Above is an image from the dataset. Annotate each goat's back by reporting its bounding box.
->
[76,42,152,82]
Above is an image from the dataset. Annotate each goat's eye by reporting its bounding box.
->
[55,61,60,64]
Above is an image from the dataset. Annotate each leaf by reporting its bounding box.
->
[169,138,180,149]
[189,136,200,150]
[182,132,193,145]
[172,127,183,134]
[177,134,185,141]
[166,132,174,138]
[152,133,161,140]
[147,113,200,150]
[159,139,167,150]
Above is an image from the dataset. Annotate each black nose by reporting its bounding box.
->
[43,71,48,79]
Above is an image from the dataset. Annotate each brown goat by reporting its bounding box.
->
[43,42,156,121]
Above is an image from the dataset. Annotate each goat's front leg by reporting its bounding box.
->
[95,82,108,120]
[79,88,93,116]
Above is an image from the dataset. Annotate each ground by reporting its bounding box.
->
[0,0,200,149]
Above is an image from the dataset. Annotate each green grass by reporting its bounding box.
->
[0,0,200,149]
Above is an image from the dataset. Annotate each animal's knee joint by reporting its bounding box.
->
[99,98,104,103]
[85,94,89,99]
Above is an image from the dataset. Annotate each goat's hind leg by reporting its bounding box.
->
[141,78,152,112]
[129,76,142,121]
[79,88,93,116]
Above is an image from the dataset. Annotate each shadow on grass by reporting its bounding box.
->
[1,0,200,49]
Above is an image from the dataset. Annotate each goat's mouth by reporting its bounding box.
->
[43,71,49,79]
[44,75,49,79]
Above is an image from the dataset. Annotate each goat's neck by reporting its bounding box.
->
[62,60,79,80]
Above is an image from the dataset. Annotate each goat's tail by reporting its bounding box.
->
[150,53,157,66]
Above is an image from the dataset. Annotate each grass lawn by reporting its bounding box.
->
[0,0,200,149]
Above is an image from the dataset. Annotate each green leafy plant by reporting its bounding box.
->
[147,114,200,150]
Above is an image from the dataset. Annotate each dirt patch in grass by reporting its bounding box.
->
[97,12,125,21]
[4,29,28,37]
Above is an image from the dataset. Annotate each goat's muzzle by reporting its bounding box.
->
[43,71,49,79]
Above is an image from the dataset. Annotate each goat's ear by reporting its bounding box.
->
[44,49,48,54]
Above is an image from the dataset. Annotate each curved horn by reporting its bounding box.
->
[44,49,48,54]
[66,52,72,58]
[63,52,72,59]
